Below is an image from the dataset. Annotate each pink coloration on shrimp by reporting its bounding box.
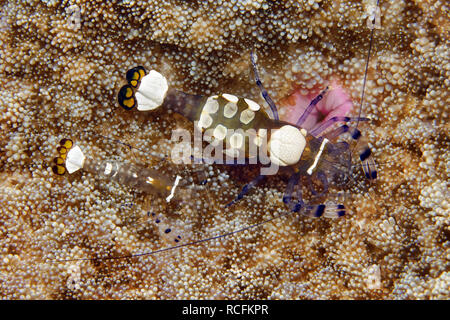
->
[279,81,353,131]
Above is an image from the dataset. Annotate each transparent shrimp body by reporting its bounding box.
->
[52,138,179,200]
[162,87,355,187]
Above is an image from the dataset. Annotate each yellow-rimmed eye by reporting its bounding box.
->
[59,138,73,149]
[57,146,67,154]
[126,66,146,88]
[118,85,136,110]
[53,157,65,165]
[52,164,66,175]
[137,66,146,78]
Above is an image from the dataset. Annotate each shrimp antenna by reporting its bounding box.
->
[82,131,170,164]
[49,211,294,263]
[355,0,380,130]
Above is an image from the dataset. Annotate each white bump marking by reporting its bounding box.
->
[146,177,154,184]
[244,98,260,111]
[222,93,239,103]
[307,138,329,175]
[166,175,181,203]
[240,109,255,124]
[213,124,227,140]
[223,102,238,118]
[198,113,213,129]
[268,125,306,167]
[203,96,219,114]
[229,132,244,148]
[104,163,112,175]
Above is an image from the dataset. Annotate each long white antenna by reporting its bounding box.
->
[355,0,381,130]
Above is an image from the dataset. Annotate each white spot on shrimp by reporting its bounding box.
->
[244,98,260,111]
[198,113,213,129]
[213,124,227,140]
[135,70,169,111]
[203,96,219,114]
[239,109,255,124]
[229,132,244,149]
[222,93,239,103]
[223,102,238,118]
[268,125,306,166]
[104,162,112,175]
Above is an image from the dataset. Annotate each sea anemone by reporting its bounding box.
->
[279,81,353,131]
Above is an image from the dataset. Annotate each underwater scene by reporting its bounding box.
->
[0,0,448,299]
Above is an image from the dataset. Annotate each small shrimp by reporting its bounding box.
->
[50,137,205,248]
[117,56,376,219]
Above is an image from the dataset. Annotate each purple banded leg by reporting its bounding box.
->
[348,127,377,180]
[250,50,279,120]
[225,174,266,208]
[121,202,134,209]
[324,125,377,181]
[292,201,346,218]
[301,204,346,218]
[291,191,305,213]
[148,211,183,244]
[323,124,351,140]
[282,174,344,218]
[309,116,370,137]
[360,152,377,180]
[295,87,330,127]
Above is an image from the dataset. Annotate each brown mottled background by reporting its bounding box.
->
[0,0,448,299]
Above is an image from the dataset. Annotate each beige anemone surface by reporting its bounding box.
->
[0,0,448,299]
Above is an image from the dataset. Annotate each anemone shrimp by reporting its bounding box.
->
[44,3,384,278]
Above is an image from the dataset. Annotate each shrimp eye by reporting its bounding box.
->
[57,146,67,155]
[59,138,73,149]
[118,84,136,110]
[53,157,65,165]
[52,164,66,175]
[126,66,146,88]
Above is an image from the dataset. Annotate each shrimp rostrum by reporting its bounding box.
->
[116,51,377,219]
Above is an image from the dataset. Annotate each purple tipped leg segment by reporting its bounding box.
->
[250,50,279,121]
[323,124,377,181]
[310,116,370,137]
[295,87,329,127]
